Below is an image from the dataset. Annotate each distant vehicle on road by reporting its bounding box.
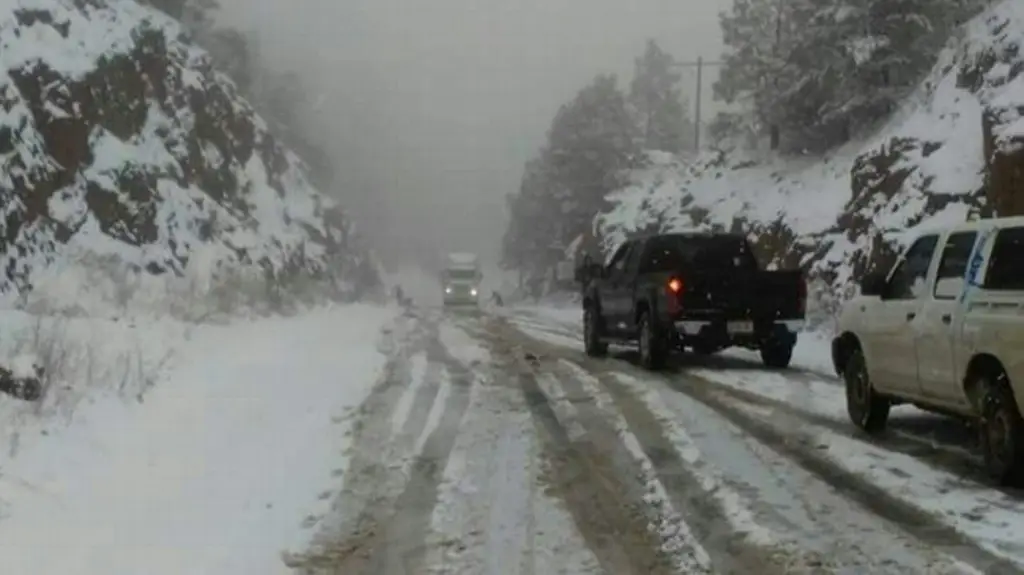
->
[442,252,482,307]
[834,216,1024,485]
[578,233,806,369]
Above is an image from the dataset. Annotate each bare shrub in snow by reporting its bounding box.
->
[17,245,364,323]
[0,316,171,417]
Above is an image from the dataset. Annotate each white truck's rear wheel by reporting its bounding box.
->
[844,349,889,434]
[979,378,1024,486]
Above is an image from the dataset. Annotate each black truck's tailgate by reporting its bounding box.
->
[680,269,805,319]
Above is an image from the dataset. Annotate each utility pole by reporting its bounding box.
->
[671,57,723,151]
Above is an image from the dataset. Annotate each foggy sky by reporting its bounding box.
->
[218,0,731,267]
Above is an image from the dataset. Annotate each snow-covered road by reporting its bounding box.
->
[2,303,1023,574]
[282,306,1021,575]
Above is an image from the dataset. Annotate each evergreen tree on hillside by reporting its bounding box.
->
[545,74,638,243]
[629,39,692,154]
[501,75,637,286]
[715,0,981,153]
[714,0,818,151]
[824,0,973,123]
[501,159,558,277]
[143,0,219,31]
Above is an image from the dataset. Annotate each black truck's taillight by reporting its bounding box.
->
[666,277,683,313]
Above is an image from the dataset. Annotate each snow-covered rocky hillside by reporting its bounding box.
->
[597,0,1024,310]
[0,0,378,316]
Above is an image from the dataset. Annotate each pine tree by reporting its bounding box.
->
[142,0,219,31]
[629,40,692,153]
[828,0,973,123]
[715,0,817,151]
[502,75,638,285]
[716,0,984,154]
[545,74,638,240]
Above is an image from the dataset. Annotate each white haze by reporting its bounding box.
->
[217,0,730,270]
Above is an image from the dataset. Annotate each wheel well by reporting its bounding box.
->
[963,353,1011,412]
[833,332,861,375]
[634,300,650,324]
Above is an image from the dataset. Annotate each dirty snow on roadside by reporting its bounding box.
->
[0,305,400,575]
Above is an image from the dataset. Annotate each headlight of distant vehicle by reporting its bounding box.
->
[445,286,452,294]
[470,288,477,296]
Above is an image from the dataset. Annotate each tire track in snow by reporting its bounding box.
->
[551,359,801,574]
[650,372,1021,574]
[495,315,1014,574]
[356,336,475,574]
[516,367,684,575]
[466,317,705,575]
[421,361,547,575]
[535,368,713,573]
[390,352,430,438]
[680,371,1001,493]
[426,316,610,575]
[285,316,463,574]
[292,315,479,575]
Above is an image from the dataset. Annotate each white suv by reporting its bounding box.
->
[833,216,1024,485]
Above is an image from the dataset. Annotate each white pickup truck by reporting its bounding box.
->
[833,216,1024,485]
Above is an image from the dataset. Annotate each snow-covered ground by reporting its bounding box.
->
[0,304,400,575]
[1,300,1017,573]
[508,305,1024,572]
[596,0,1024,296]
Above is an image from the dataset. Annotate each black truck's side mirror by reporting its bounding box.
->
[576,255,604,282]
[860,272,888,297]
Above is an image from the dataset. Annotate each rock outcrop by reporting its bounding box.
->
[0,0,377,306]
[596,0,1023,306]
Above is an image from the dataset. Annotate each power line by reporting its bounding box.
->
[672,57,723,150]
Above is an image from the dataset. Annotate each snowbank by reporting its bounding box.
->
[596,0,1024,309]
[0,304,400,575]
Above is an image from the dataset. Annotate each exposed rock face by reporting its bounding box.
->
[0,0,377,303]
[596,1,1024,308]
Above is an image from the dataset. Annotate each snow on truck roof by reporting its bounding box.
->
[446,253,479,267]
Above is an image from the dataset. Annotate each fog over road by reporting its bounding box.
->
[216,0,731,267]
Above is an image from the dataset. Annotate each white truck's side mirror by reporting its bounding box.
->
[934,277,965,299]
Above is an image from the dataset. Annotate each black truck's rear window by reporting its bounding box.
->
[641,235,757,273]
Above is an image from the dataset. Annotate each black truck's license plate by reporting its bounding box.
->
[727,320,754,334]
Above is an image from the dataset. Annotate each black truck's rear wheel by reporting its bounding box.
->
[638,312,668,370]
[760,340,794,369]
[583,306,608,357]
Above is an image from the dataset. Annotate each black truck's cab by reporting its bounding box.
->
[579,233,806,369]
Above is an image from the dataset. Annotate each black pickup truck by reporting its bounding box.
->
[578,233,806,369]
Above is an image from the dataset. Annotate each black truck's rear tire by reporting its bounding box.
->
[760,341,794,369]
[692,340,720,356]
[583,306,608,357]
[638,312,668,370]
